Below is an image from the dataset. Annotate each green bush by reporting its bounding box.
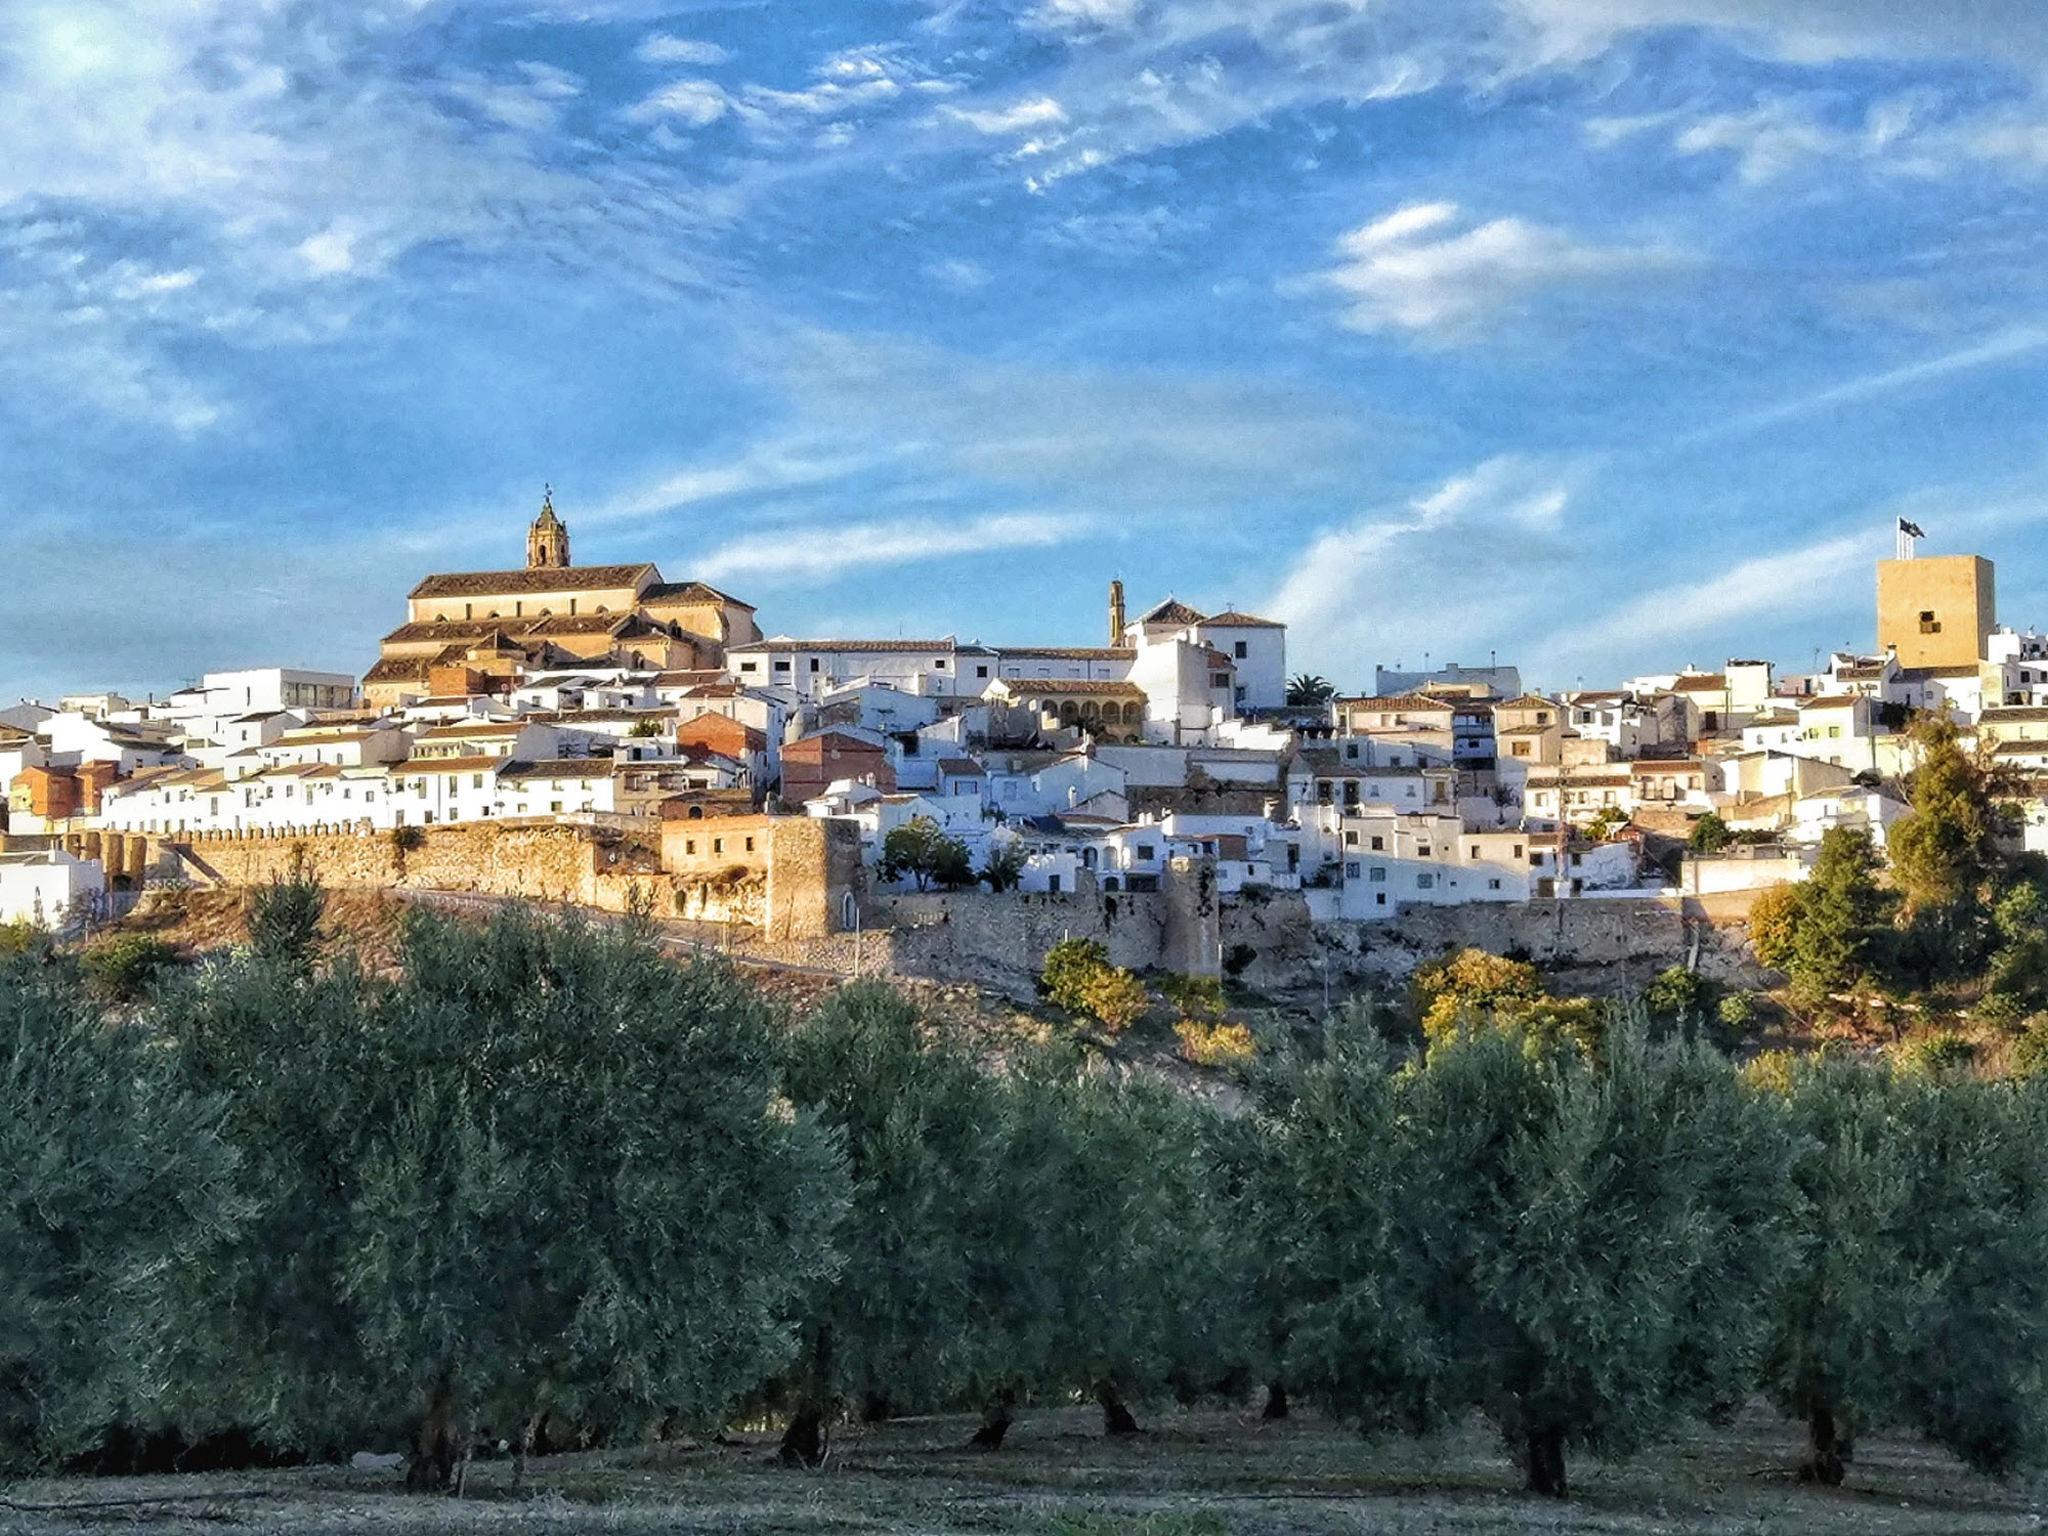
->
[1895,1029,1979,1077]
[79,934,178,1002]
[0,919,39,957]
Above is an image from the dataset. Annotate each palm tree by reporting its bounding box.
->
[1286,673,1336,708]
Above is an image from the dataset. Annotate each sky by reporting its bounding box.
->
[3,0,2046,702]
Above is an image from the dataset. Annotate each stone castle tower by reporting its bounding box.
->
[527,488,570,570]
[1108,578,1126,646]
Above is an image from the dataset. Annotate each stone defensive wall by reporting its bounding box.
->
[151,820,771,931]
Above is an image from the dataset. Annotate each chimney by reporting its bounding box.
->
[1108,578,1126,646]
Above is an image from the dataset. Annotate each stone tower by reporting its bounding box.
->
[1108,578,1126,646]
[527,487,570,570]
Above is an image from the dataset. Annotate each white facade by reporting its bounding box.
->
[0,847,106,929]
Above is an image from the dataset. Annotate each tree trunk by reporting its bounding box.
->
[1096,1382,1142,1437]
[969,1388,1016,1450]
[1801,1403,1847,1487]
[778,1326,833,1468]
[405,1368,462,1493]
[1524,1425,1567,1499]
[1262,1382,1290,1421]
[512,1414,541,1492]
[860,1394,895,1425]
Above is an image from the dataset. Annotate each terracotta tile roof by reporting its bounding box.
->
[997,646,1136,661]
[1673,673,1729,691]
[364,657,432,684]
[408,564,656,599]
[1137,598,1209,627]
[1983,706,2048,724]
[497,758,614,781]
[1200,610,1284,629]
[642,580,754,610]
[1334,693,1455,713]
[393,755,505,775]
[1799,695,1866,711]
[730,637,997,655]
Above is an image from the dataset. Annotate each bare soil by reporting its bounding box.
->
[3,1402,2042,1535]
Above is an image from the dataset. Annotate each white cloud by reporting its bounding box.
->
[635,33,731,67]
[1317,201,1682,343]
[626,78,729,126]
[924,257,992,291]
[294,221,363,277]
[445,62,584,133]
[1500,0,2048,73]
[1030,0,1145,34]
[1553,531,1876,665]
[945,95,1068,134]
[1693,326,2048,441]
[1269,456,1581,670]
[695,511,1090,584]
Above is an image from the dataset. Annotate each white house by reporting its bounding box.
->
[0,846,106,929]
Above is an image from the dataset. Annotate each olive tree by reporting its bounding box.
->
[773,982,1004,1464]
[1395,1012,1797,1497]
[0,952,239,1473]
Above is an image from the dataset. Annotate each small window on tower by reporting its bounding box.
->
[1920,610,1941,634]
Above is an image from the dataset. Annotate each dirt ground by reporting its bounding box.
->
[4,1402,2043,1536]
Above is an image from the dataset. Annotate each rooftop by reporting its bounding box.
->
[408,564,657,600]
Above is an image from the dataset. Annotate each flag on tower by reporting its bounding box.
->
[1898,518,1926,539]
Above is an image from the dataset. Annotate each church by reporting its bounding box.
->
[363,493,762,707]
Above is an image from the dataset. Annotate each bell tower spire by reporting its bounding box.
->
[1108,577,1126,646]
[527,485,570,570]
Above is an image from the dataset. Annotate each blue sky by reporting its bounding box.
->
[3,0,2046,701]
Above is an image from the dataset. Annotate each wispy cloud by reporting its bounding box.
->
[695,511,1090,584]
[1269,456,1584,671]
[1695,326,2048,441]
[1315,201,1684,343]
[635,33,732,66]
[1546,530,1878,670]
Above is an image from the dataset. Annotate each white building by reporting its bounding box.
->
[0,846,105,929]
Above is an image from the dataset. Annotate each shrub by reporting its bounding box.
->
[1160,973,1226,1020]
[1713,991,1761,1048]
[1176,1019,1257,1069]
[1078,966,1149,1036]
[0,918,38,957]
[1042,938,1112,1011]
[1644,966,1714,1030]
[79,934,178,1002]
[1895,1029,1979,1077]
[2010,1017,2048,1081]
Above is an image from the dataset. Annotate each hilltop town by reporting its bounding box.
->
[5,497,2044,994]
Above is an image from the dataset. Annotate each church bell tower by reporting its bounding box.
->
[1108,578,1126,646]
[527,486,570,570]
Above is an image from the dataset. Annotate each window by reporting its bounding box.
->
[1376,892,1387,906]
[1417,873,1436,889]
[1920,610,1940,634]
[1210,672,1230,688]
[1345,830,1359,846]
[809,658,820,672]
[976,664,989,678]
[1488,878,1502,890]
[685,839,696,854]
[744,836,755,852]
[1470,843,1481,858]
[1368,866,1386,882]
[1136,844,1156,860]
[1233,640,1248,659]
[1369,835,1384,850]
[740,661,758,673]
[1417,844,1432,858]
[1048,874,1062,893]
[1345,861,1361,879]
[712,837,724,854]
[774,660,791,672]
[933,659,948,670]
